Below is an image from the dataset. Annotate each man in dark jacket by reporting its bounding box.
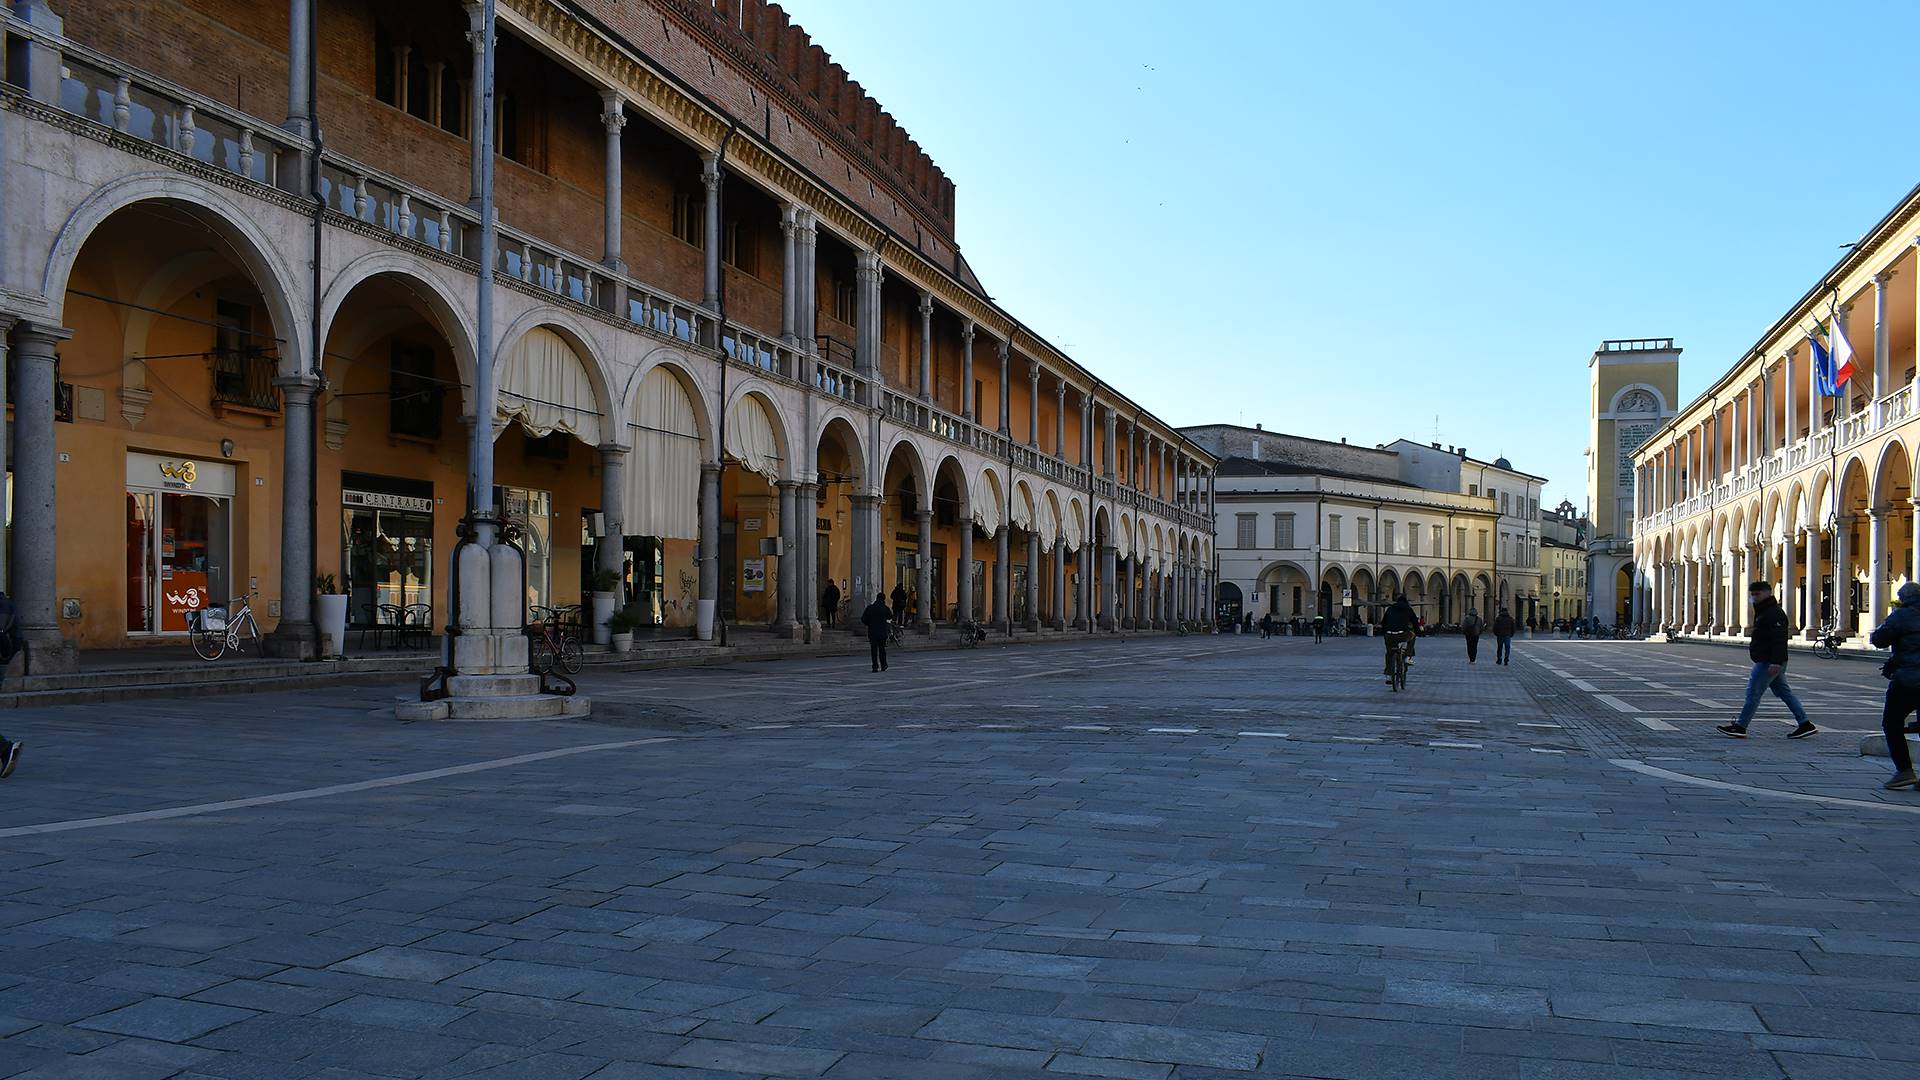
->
[821,580,841,626]
[1492,608,1516,664]
[861,593,893,672]
[1380,595,1416,678]
[890,582,908,627]
[1461,609,1483,664]
[1870,581,1920,788]
[1718,581,1817,739]
[1312,612,1325,643]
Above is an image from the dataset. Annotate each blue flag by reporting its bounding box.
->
[1809,327,1837,397]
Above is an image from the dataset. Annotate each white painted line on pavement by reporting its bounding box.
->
[1596,694,1639,713]
[1330,735,1382,743]
[1611,759,1920,816]
[1211,708,1252,713]
[1568,678,1599,692]
[896,723,929,729]
[823,723,868,728]
[1635,717,1680,731]
[1237,731,1289,738]
[1517,722,1562,729]
[0,737,676,839]
[1529,748,1566,754]
[748,723,792,730]
[979,724,1022,730]
[1429,741,1483,750]
[1149,727,1199,734]
[1436,718,1481,725]
[1063,724,1110,732]
[1356,714,1397,720]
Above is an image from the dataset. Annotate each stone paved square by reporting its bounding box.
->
[1,635,1917,1078]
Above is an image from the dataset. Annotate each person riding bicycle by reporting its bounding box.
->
[1381,594,1417,681]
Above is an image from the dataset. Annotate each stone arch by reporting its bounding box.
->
[1045,490,1066,545]
[1875,437,1913,506]
[722,383,794,482]
[495,308,617,440]
[319,250,477,392]
[933,453,972,524]
[42,171,308,369]
[883,437,933,513]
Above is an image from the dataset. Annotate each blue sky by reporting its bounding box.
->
[784,0,1920,509]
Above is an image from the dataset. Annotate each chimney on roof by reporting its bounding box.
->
[1431,441,1440,450]
[1340,437,1347,444]
[1457,446,1467,458]
[1254,423,1262,431]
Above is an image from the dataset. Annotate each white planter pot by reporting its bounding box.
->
[590,593,617,645]
[610,631,633,654]
[314,593,349,658]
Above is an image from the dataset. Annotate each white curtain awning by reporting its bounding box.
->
[725,394,781,480]
[1117,517,1134,558]
[1034,496,1058,545]
[973,474,1004,534]
[1011,486,1034,531]
[1064,501,1085,552]
[498,327,602,445]
[627,367,701,540]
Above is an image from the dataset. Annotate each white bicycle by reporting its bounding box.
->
[189,596,262,660]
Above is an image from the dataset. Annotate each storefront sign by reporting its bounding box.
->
[742,558,766,592]
[158,459,197,485]
[126,451,237,497]
[343,489,434,514]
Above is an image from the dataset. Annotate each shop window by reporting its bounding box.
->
[389,341,443,440]
[672,192,704,248]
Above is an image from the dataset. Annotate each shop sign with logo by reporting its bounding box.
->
[126,451,237,497]
[343,489,434,514]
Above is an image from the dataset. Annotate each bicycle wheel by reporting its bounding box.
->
[1814,640,1836,661]
[529,633,555,674]
[190,623,226,661]
[558,634,584,675]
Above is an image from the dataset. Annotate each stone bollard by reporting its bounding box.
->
[1860,733,1920,758]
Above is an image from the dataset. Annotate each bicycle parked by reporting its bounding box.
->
[1812,620,1844,661]
[527,605,584,675]
[189,595,262,660]
[958,618,987,647]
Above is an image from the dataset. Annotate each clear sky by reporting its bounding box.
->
[782,0,1920,509]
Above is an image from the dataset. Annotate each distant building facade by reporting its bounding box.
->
[1586,339,1681,627]
[1540,501,1589,622]
[1386,440,1547,623]
[1183,426,1505,627]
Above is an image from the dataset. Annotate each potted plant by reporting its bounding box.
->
[588,568,619,646]
[606,602,642,654]
[313,573,348,659]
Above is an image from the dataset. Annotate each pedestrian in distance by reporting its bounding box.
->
[1380,594,1417,680]
[1461,608,1483,664]
[1869,581,1920,789]
[1716,580,1818,740]
[1492,607,1516,665]
[1259,613,1273,639]
[821,579,841,627]
[1312,612,1326,643]
[861,593,892,672]
[890,581,908,627]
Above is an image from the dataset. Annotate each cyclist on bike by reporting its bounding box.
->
[1381,594,1417,683]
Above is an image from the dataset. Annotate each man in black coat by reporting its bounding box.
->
[1718,580,1817,739]
[890,582,909,627]
[821,580,841,626]
[1380,595,1417,678]
[861,593,893,672]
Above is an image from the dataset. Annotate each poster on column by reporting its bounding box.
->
[742,558,766,592]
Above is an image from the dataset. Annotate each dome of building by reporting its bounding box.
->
[1494,456,1512,469]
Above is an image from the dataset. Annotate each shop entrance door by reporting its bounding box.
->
[125,454,235,634]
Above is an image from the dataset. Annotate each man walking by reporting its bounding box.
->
[1492,607,1516,665]
[1870,581,1920,789]
[890,581,908,628]
[1461,607,1483,664]
[1717,580,1818,740]
[861,593,893,672]
[1312,612,1325,643]
[821,579,841,627]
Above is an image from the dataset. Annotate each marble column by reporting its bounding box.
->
[1102,407,1117,478]
[776,480,799,635]
[1052,538,1067,631]
[1054,383,1066,458]
[997,340,1011,436]
[1120,557,1136,630]
[1027,361,1040,449]
[917,292,933,404]
[957,521,973,624]
[852,492,879,611]
[779,205,798,345]
[1099,543,1117,630]
[287,0,312,137]
[1803,528,1820,637]
[992,525,1010,632]
[600,92,626,273]
[855,251,883,379]
[800,481,821,639]
[1834,515,1852,634]
[597,443,627,600]
[798,211,818,353]
[1024,532,1040,631]
[960,321,975,421]
[1874,273,1892,401]
[916,506,934,632]
[11,324,76,671]
[1780,534,1798,631]
[1869,507,1888,631]
[700,153,722,312]
[696,462,719,639]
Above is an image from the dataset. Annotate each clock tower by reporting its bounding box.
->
[1587,339,1680,626]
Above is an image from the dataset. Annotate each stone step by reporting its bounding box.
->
[446,673,541,697]
[397,693,591,722]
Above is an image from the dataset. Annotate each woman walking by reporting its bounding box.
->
[1870,581,1920,790]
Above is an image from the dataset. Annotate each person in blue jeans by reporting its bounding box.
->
[1717,580,1818,740]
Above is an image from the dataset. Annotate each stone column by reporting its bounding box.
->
[1024,532,1041,631]
[917,292,933,404]
[700,154,722,312]
[800,481,821,639]
[1869,507,1888,632]
[287,0,312,137]
[1834,514,1852,634]
[695,463,721,639]
[1780,532,1798,630]
[960,321,975,421]
[1027,361,1040,448]
[1802,527,1820,638]
[1081,397,1094,467]
[957,522,973,624]
[916,506,934,632]
[269,372,322,658]
[852,491,881,614]
[1121,557,1136,630]
[1052,538,1067,631]
[855,250,882,380]
[0,322,9,592]
[599,92,626,273]
[11,324,75,672]
[1099,543,1116,630]
[464,1,487,203]
[992,525,1010,632]
[997,340,1011,436]
[1102,407,1117,478]
[1874,273,1892,401]
[798,211,818,353]
[1054,383,1066,458]
[776,480,799,635]
[597,443,627,598]
[779,205,798,345]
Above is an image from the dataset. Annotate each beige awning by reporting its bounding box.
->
[725,394,781,480]
[498,327,602,445]
[627,367,701,540]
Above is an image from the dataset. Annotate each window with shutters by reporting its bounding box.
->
[1383,521,1396,555]
[1357,518,1371,553]
[1274,513,1294,549]
[1433,525,1444,554]
[1456,526,1466,554]
[1478,530,1489,559]
[1236,514,1256,548]
[1328,515,1342,549]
